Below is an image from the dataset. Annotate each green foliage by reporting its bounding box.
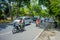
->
[29,4,42,16]
[1,0,60,20]
[39,0,60,17]
[40,0,60,26]
[40,9,49,17]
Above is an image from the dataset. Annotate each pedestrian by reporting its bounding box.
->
[36,18,41,27]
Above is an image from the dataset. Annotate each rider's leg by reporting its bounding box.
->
[16,26,19,30]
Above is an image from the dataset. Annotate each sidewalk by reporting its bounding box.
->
[50,28,60,40]
[55,30,60,40]
[36,28,60,40]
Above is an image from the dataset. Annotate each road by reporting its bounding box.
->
[0,22,46,40]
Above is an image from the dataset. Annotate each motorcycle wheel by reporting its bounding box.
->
[12,28,18,34]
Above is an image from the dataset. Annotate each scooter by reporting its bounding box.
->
[12,23,25,34]
[12,24,20,34]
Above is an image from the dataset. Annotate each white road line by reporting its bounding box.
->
[0,31,12,35]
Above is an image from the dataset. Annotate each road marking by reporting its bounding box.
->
[0,31,12,35]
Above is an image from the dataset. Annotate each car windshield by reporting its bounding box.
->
[16,17,22,20]
[34,17,38,19]
[24,18,30,20]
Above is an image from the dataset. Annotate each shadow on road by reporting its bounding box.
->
[12,29,26,34]
[0,24,8,31]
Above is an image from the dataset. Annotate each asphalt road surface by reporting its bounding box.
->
[0,22,47,40]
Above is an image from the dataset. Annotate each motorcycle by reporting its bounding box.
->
[12,22,25,34]
[12,22,20,34]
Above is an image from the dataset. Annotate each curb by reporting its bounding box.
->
[33,29,44,40]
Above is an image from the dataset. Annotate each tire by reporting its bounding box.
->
[12,28,18,34]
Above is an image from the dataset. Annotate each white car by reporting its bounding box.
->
[13,16,32,27]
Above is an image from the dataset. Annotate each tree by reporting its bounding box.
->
[7,0,30,20]
[39,0,60,26]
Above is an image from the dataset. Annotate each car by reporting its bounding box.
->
[48,18,55,23]
[32,16,40,21]
[13,16,32,27]
[44,17,49,22]
[40,17,45,23]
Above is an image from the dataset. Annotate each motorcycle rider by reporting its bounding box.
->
[19,18,24,30]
